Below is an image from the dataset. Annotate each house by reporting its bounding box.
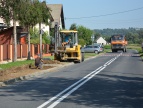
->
[47,4,65,30]
[0,4,65,43]
[34,4,65,35]
[96,37,107,45]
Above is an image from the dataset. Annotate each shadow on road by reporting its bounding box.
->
[0,72,143,108]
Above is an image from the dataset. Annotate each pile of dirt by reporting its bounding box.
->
[43,60,62,64]
[0,60,64,82]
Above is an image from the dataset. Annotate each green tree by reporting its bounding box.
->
[0,0,23,62]
[69,23,77,30]
[138,29,143,39]
[94,32,101,40]
[77,25,93,45]
[18,0,34,59]
[104,36,111,43]
[18,0,51,59]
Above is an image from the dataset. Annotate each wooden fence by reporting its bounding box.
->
[0,44,51,63]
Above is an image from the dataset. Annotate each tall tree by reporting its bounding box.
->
[77,25,93,45]
[18,0,51,59]
[18,0,34,60]
[70,23,77,30]
[0,0,21,62]
[36,1,51,58]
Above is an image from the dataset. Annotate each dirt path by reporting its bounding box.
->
[0,60,66,82]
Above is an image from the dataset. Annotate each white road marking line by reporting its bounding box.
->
[37,66,103,108]
[38,53,121,108]
[104,58,115,65]
[47,67,105,108]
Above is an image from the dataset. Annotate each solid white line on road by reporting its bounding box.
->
[105,53,122,66]
[47,67,106,108]
[37,53,121,108]
[104,58,115,66]
[37,66,103,108]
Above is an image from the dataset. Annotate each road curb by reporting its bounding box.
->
[0,62,74,87]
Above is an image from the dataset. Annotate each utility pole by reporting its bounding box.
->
[27,27,31,60]
[13,18,17,62]
[54,22,59,53]
[91,34,94,45]
[39,23,43,58]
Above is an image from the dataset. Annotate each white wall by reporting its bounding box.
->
[35,23,50,35]
[96,37,107,45]
[0,18,4,23]
[0,18,19,26]
[0,18,50,35]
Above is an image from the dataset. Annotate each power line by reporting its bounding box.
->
[65,7,143,20]
[71,18,143,23]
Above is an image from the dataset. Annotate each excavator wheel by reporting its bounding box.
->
[81,53,84,62]
[74,52,84,63]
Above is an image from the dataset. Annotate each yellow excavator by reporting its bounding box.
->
[53,23,84,63]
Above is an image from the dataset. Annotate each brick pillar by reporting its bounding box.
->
[47,44,49,53]
[20,44,22,59]
[42,44,44,54]
[38,44,40,55]
[9,45,12,61]
[0,45,3,62]
[26,44,28,57]
[31,44,35,59]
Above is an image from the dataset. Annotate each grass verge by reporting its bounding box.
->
[0,56,56,70]
[127,44,143,59]
[84,53,98,59]
[0,60,34,70]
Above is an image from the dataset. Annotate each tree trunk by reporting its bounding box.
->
[13,19,17,62]
[27,26,31,60]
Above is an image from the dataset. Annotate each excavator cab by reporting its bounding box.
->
[60,30,78,48]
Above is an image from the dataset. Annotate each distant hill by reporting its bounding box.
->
[94,28,142,36]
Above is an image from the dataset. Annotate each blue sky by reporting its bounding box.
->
[46,0,143,30]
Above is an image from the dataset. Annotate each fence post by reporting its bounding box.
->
[0,45,3,62]
[38,44,40,55]
[31,44,35,59]
[20,44,22,59]
[9,44,12,62]
[42,44,44,54]
[26,44,28,58]
[46,44,49,53]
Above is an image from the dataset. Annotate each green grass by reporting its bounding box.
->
[104,45,111,49]
[103,45,112,53]
[0,55,55,70]
[127,44,142,52]
[0,60,34,70]
[84,53,98,59]
[43,55,54,60]
[127,44,143,59]
[127,44,141,50]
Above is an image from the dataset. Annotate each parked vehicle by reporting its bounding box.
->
[94,43,104,51]
[82,45,103,54]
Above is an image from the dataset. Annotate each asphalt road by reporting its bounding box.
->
[0,49,143,108]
